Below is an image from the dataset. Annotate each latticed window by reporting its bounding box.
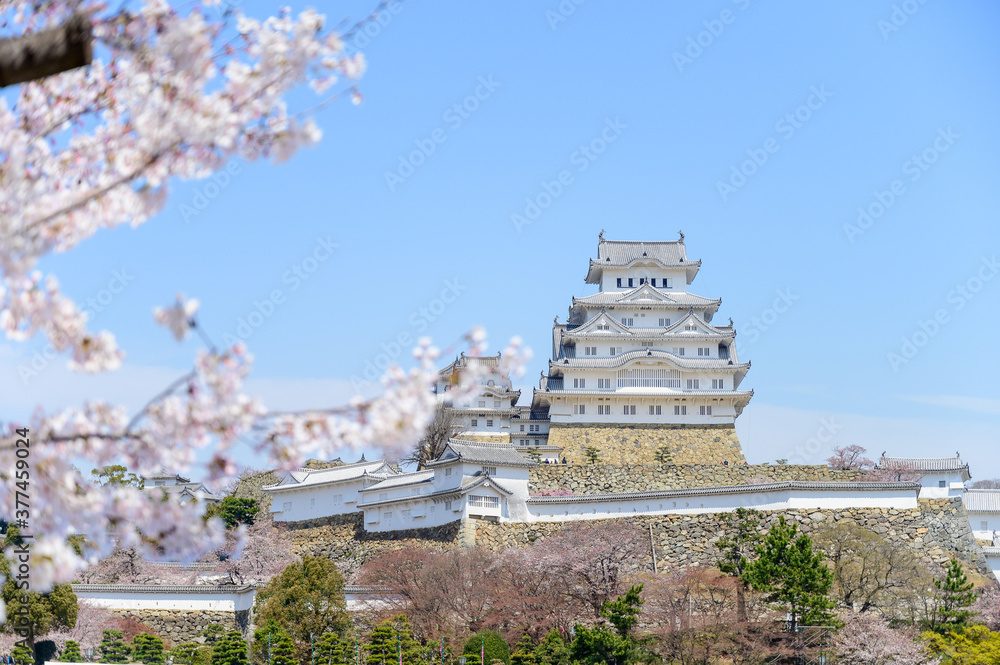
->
[618,368,681,388]
[469,495,500,509]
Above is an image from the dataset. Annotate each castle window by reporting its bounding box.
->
[574,404,586,415]
[982,521,989,531]
[617,278,622,287]
[628,278,634,287]
[445,500,453,510]
[664,278,673,288]
[383,511,392,522]
[685,324,697,332]
[585,346,597,355]
[686,379,699,389]
[938,481,946,488]
[482,466,497,475]
[609,347,616,356]
[618,368,681,388]
[598,378,610,389]
[639,278,646,285]
[486,419,493,427]
[698,347,711,356]
[471,419,478,427]
[674,405,687,415]
[700,405,712,415]
[478,401,486,407]
[649,405,662,415]
[573,378,586,388]
[520,424,525,431]
[401,509,411,519]
[623,405,636,415]
[712,379,724,389]
[672,347,685,356]
[445,468,452,476]
[282,501,292,512]
[659,318,671,326]
[494,400,500,407]
[469,495,500,509]
[621,318,634,326]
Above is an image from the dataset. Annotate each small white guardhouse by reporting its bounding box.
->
[358,439,536,533]
[263,459,399,522]
[875,454,971,499]
[965,489,1000,543]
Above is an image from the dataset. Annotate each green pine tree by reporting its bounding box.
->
[211,631,249,665]
[462,631,510,665]
[533,632,571,665]
[929,559,980,634]
[364,616,421,665]
[742,516,837,631]
[12,644,33,665]
[99,630,132,664]
[315,633,348,665]
[133,634,166,665]
[653,446,673,464]
[252,622,296,665]
[61,641,83,662]
[583,447,601,465]
[510,635,537,665]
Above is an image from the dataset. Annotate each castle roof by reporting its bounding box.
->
[359,470,435,493]
[572,288,719,308]
[263,459,398,492]
[438,353,502,375]
[551,349,749,372]
[964,489,1000,513]
[876,455,971,481]
[585,238,701,284]
[357,474,514,510]
[143,482,220,503]
[424,438,537,469]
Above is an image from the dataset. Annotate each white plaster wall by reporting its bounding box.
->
[76,590,255,612]
[598,267,689,292]
[970,512,1000,541]
[545,395,739,425]
[268,477,369,522]
[363,497,463,533]
[525,487,919,523]
[912,474,965,498]
[985,551,1000,584]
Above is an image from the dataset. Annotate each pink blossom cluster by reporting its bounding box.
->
[0,0,365,372]
[0,0,533,627]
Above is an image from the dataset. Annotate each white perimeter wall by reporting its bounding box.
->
[74,589,256,612]
[526,487,919,522]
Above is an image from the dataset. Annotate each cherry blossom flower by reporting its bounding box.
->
[153,295,200,342]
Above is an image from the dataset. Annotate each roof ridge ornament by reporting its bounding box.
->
[678,229,685,242]
[599,229,605,240]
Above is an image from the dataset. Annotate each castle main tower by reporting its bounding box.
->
[530,232,752,464]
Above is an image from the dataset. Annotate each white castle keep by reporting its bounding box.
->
[259,233,1000,589]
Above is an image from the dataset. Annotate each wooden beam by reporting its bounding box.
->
[0,13,92,88]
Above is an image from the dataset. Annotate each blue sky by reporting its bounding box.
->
[4,0,999,480]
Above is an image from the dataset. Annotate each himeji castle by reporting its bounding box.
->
[531,231,752,464]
